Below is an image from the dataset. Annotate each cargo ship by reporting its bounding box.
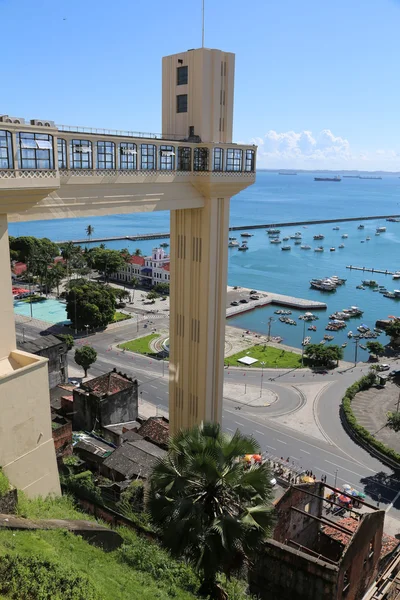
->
[314,176,341,182]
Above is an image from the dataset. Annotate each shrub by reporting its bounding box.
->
[0,468,9,497]
[0,553,100,600]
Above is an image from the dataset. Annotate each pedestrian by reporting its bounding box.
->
[313,475,316,481]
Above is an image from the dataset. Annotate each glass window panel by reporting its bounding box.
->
[176,94,188,113]
[159,145,175,170]
[58,139,67,168]
[17,132,53,169]
[141,144,156,170]
[213,148,224,171]
[193,148,208,171]
[177,147,191,171]
[70,139,92,169]
[226,148,242,172]
[97,141,115,169]
[177,66,188,85]
[245,149,255,172]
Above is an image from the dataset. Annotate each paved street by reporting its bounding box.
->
[15,315,400,523]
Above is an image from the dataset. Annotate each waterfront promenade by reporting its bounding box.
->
[226,286,327,315]
[55,213,400,245]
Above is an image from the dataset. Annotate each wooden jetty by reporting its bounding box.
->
[346,266,395,275]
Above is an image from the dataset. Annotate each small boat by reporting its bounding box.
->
[301,245,311,250]
[160,242,169,247]
[270,238,282,244]
[338,244,345,248]
[238,243,249,251]
[348,331,353,338]
[324,334,334,341]
[281,246,291,251]
[330,247,336,252]
[267,228,281,235]
[342,343,347,348]
[271,336,283,343]
[342,234,348,238]
[360,344,367,350]
[356,285,365,289]
[283,237,290,241]
[361,240,365,243]
[228,240,239,247]
[379,288,387,294]
[384,292,396,299]
[319,340,326,345]
[366,237,371,241]
[376,226,386,233]
[393,272,400,280]
[241,232,253,237]
[308,325,317,331]
[302,336,311,346]
[358,224,365,229]
[314,246,324,253]
[333,226,340,230]
[294,240,302,245]
[314,234,325,240]
[375,232,380,236]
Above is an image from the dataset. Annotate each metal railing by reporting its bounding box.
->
[56,124,186,141]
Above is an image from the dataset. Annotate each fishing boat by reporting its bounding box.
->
[274,309,292,315]
[313,234,325,240]
[308,325,317,331]
[338,244,345,248]
[241,232,253,237]
[302,336,311,346]
[270,238,282,244]
[314,246,324,253]
[379,288,388,294]
[342,234,348,238]
[310,278,337,291]
[329,276,346,285]
[342,306,363,317]
[360,344,367,350]
[301,245,311,250]
[356,285,365,289]
[281,246,291,251]
[319,340,326,345]
[384,292,396,299]
[299,312,319,321]
[238,243,249,251]
[361,240,365,243]
[266,228,281,235]
[290,232,302,239]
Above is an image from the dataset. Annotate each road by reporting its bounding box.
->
[15,315,400,521]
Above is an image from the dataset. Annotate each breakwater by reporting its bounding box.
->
[346,266,395,275]
[56,214,400,245]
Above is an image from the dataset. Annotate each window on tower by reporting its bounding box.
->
[177,65,188,85]
[176,94,188,113]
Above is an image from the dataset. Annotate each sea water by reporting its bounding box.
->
[10,172,400,360]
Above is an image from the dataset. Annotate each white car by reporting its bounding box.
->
[378,364,390,372]
[270,478,277,487]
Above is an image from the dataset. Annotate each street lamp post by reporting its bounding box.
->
[334,469,338,488]
[301,318,306,367]
[260,361,265,396]
[354,338,359,366]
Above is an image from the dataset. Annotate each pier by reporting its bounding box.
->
[346,266,395,275]
[55,214,400,245]
[226,288,327,317]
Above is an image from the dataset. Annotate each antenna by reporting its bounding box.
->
[202,0,205,48]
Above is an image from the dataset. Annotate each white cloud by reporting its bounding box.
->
[253,129,399,170]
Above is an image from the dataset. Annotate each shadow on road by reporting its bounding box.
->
[360,471,400,507]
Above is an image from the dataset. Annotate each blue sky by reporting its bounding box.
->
[2,0,400,170]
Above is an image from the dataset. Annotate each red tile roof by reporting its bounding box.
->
[13,262,27,276]
[322,517,399,560]
[83,372,135,397]
[137,417,169,448]
[128,256,145,266]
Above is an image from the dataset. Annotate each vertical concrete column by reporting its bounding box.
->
[0,214,16,359]
[11,132,18,171]
[92,141,97,171]
[169,196,230,433]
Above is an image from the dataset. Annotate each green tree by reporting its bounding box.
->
[147,290,159,300]
[116,288,130,303]
[147,422,275,600]
[304,344,343,368]
[385,320,400,345]
[60,241,79,281]
[154,282,170,295]
[131,276,139,288]
[48,262,66,296]
[134,248,142,256]
[366,341,385,359]
[86,225,94,242]
[56,334,75,351]
[387,411,400,432]
[74,345,97,377]
[89,248,125,282]
[66,280,116,330]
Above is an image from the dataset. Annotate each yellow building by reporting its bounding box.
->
[0,47,256,495]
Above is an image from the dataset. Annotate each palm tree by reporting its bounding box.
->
[147,422,275,600]
[86,225,94,242]
[61,241,75,282]
[134,248,142,256]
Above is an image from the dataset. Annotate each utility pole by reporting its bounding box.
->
[334,469,338,488]
[201,0,205,48]
[260,361,265,396]
[267,316,275,342]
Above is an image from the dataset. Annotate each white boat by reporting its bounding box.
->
[270,238,282,244]
[238,242,248,251]
[376,226,386,233]
[342,234,348,238]
[228,238,239,247]
[314,234,324,240]
[294,240,302,245]
[301,245,311,250]
[330,247,336,252]
[302,336,311,346]
[366,237,371,241]
[333,226,340,230]
[241,232,253,237]
[281,246,291,251]
[290,232,302,239]
[314,246,324,252]
[283,237,289,241]
[375,232,380,236]
[393,272,400,280]
[338,244,345,248]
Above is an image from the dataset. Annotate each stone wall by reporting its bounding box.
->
[273,483,324,548]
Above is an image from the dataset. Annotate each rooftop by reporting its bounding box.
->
[17,334,67,355]
[82,371,136,397]
[128,256,145,266]
[102,438,166,479]
[136,417,170,448]
[322,517,399,560]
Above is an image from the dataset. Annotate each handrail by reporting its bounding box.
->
[56,124,186,141]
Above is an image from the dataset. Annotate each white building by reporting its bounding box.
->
[112,247,170,286]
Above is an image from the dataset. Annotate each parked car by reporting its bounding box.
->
[230,300,239,306]
[377,364,390,371]
[239,298,249,304]
[250,295,260,300]
[250,290,258,294]
[390,369,400,377]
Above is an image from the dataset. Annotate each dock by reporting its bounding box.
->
[55,214,400,245]
[226,288,327,318]
[346,266,395,275]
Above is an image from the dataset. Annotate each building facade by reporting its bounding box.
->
[17,334,69,389]
[112,247,170,287]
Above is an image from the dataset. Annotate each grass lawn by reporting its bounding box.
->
[113,311,131,322]
[225,344,302,368]
[118,333,159,355]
